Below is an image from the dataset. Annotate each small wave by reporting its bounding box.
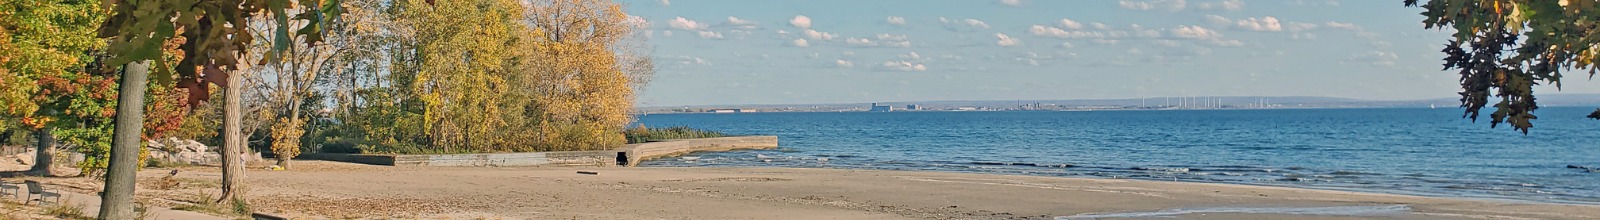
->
[1132,167,1191,173]
[1329,170,1383,176]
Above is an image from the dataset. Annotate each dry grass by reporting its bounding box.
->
[41,203,89,220]
[169,192,251,218]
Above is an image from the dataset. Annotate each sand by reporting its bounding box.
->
[130,161,1588,220]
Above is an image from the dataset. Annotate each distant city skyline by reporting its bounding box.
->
[624,0,1600,107]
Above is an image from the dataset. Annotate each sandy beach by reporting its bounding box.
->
[31,160,1565,220]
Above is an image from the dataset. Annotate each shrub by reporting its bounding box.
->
[624,125,725,144]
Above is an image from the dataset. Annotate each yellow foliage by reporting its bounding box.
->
[269,118,305,160]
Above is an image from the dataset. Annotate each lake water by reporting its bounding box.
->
[635,107,1600,203]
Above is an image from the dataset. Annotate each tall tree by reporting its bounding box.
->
[396,0,526,152]
[93,0,341,218]
[1406,0,1600,133]
[0,0,111,177]
[523,0,650,151]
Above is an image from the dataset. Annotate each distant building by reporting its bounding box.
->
[869,103,894,112]
[706,109,744,113]
[904,104,920,111]
[955,107,977,111]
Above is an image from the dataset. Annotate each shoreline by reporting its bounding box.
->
[177,161,1600,219]
[654,163,1600,207]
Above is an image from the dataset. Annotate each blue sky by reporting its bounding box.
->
[623,0,1600,106]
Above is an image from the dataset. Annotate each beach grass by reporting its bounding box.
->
[626,125,725,144]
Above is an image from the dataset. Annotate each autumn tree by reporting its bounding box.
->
[0,0,110,177]
[1406,0,1600,133]
[522,0,651,151]
[92,0,340,218]
[393,0,527,152]
[243,16,333,168]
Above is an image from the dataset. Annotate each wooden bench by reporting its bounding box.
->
[23,180,60,205]
[0,180,19,198]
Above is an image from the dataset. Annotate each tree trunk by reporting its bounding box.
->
[98,61,148,220]
[275,158,290,169]
[217,68,246,204]
[26,126,56,176]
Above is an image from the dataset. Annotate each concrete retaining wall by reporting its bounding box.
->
[300,151,617,167]
[617,136,778,166]
[299,136,777,167]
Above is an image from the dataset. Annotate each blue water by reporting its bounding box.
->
[635,107,1600,203]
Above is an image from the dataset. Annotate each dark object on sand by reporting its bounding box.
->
[577,171,599,175]
[252,212,289,220]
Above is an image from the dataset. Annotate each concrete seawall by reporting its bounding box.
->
[617,136,778,167]
[298,136,778,167]
[299,151,615,167]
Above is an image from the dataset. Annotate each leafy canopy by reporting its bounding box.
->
[96,0,343,106]
[1406,0,1600,133]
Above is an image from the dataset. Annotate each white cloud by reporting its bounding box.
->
[887,16,907,26]
[1132,26,1162,38]
[1029,25,1072,38]
[880,61,928,72]
[1286,22,1318,32]
[995,33,1019,46]
[876,34,912,47]
[1091,22,1110,30]
[1154,40,1182,47]
[1059,42,1075,48]
[1291,32,1317,40]
[1170,25,1221,39]
[1203,15,1231,26]
[899,52,924,60]
[1196,0,1244,11]
[845,37,875,46]
[791,15,812,29]
[697,31,724,39]
[1325,21,1360,30]
[669,56,711,66]
[1120,0,1186,11]
[939,17,991,31]
[1292,0,1340,7]
[668,17,708,30]
[1347,51,1400,66]
[965,19,991,29]
[1092,39,1121,45]
[803,29,838,40]
[1211,39,1244,47]
[726,16,759,29]
[624,16,651,30]
[1234,16,1282,32]
[1059,19,1085,30]
[835,60,854,68]
[662,30,674,37]
[999,0,1023,7]
[659,0,669,7]
[876,34,909,41]
[791,38,809,47]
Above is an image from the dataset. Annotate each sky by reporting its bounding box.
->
[622,0,1600,107]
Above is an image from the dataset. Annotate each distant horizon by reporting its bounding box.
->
[639,93,1600,108]
[627,0,1600,107]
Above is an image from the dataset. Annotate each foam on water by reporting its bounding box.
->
[1055,205,1411,219]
